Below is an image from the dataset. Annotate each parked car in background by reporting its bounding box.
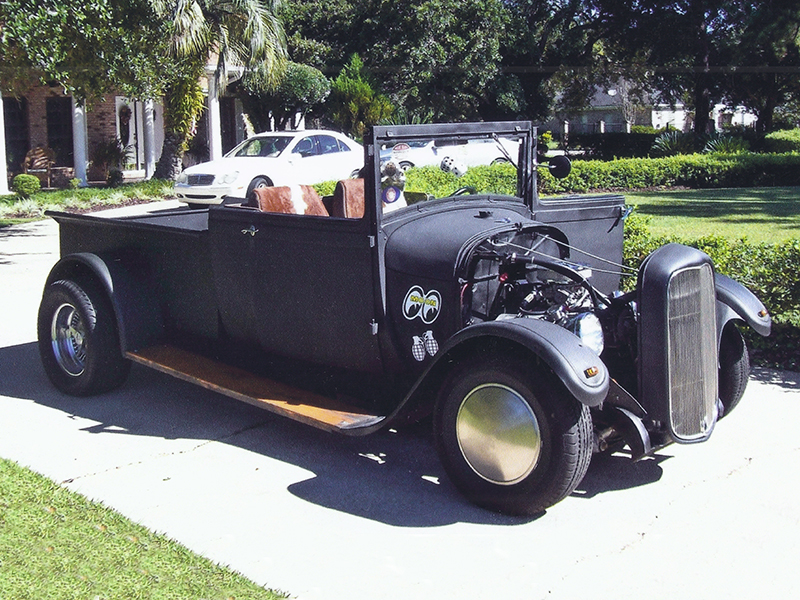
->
[175,130,363,206]
[381,136,519,173]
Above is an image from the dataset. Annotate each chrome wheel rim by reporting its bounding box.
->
[51,303,87,377]
[456,383,541,485]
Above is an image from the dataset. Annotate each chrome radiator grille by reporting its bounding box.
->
[667,264,718,441]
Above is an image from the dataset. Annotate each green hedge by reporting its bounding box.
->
[322,151,800,198]
[539,152,800,194]
[764,128,800,153]
[624,212,800,370]
[402,152,800,196]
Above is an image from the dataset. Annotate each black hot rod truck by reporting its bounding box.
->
[38,121,771,515]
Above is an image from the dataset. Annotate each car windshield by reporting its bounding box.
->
[227,136,293,158]
[378,132,526,211]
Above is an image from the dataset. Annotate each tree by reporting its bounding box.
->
[500,0,605,122]
[0,0,169,101]
[283,0,509,122]
[150,0,287,179]
[327,54,392,139]
[594,0,798,136]
[723,4,800,133]
[240,61,330,131]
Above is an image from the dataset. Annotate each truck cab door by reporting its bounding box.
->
[209,207,383,373]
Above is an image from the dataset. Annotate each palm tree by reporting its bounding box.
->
[152,0,287,179]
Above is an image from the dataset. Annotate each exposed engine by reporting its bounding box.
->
[460,226,638,364]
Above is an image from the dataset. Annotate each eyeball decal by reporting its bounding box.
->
[403,286,441,324]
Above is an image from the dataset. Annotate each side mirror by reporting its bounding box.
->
[546,155,572,179]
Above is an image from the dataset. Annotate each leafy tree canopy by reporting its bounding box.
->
[240,61,330,131]
[283,0,509,122]
[0,0,170,101]
[328,54,393,139]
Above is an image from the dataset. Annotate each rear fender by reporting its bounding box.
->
[715,273,771,339]
[44,252,163,352]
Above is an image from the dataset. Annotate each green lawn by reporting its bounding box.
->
[0,458,287,600]
[624,186,800,243]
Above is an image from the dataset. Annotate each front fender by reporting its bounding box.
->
[408,318,609,410]
[44,252,163,352]
[715,273,771,338]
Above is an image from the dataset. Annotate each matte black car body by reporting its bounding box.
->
[39,121,771,515]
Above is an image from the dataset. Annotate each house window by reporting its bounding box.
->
[3,97,29,173]
[46,96,74,167]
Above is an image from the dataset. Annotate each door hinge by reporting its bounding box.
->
[370,320,379,335]
[368,235,376,248]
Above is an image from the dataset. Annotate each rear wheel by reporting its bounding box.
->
[38,279,130,396]
[434,356,592,515]
[718,324,750,418]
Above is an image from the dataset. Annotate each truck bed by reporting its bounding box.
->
[48,207,217,339]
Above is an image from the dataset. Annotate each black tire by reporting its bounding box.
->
[434,356,592,515]
[246,176,271,205]
[37,279,131,396]
[718,324,750,418]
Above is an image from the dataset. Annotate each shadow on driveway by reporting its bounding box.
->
[1,340,673,527]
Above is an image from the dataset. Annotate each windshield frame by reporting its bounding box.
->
[368,121,536,227]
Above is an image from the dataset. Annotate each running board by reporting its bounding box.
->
[126,345,386,433]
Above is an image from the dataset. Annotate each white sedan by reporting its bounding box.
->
[380,137,519,172]
[175,130,364,206]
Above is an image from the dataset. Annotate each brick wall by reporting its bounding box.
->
[23,84,66,149]
[17,83,121,165]
[86,98,118,159]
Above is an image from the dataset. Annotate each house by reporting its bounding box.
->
[1,66,247,194]
[542,84,757,139]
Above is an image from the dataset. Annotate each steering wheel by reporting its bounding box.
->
[452,186,477,196]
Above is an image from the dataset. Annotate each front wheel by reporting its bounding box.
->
[718,324,750,418]
[246,176,271,205]
[38,279,130,396]
[434,356,592,515]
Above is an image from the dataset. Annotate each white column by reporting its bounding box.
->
[206,75,223,161]
[143,99,157,178]
[71,98,88,186]
[0,89,9,194]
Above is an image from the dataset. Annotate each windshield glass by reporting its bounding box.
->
[375,126,530,213]
[227,136,293,158]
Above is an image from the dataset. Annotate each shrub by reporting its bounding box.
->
[704,134,749,154]
[12,173,41,198]
[106,168,124,188]
[623,215,800,370]
[651,131,696,156]
[68,178,81,189]
[539,152,800,193]
[92,138,129,177]
[764,128,800,153]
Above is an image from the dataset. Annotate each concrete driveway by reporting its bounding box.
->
[1,207,799,599]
